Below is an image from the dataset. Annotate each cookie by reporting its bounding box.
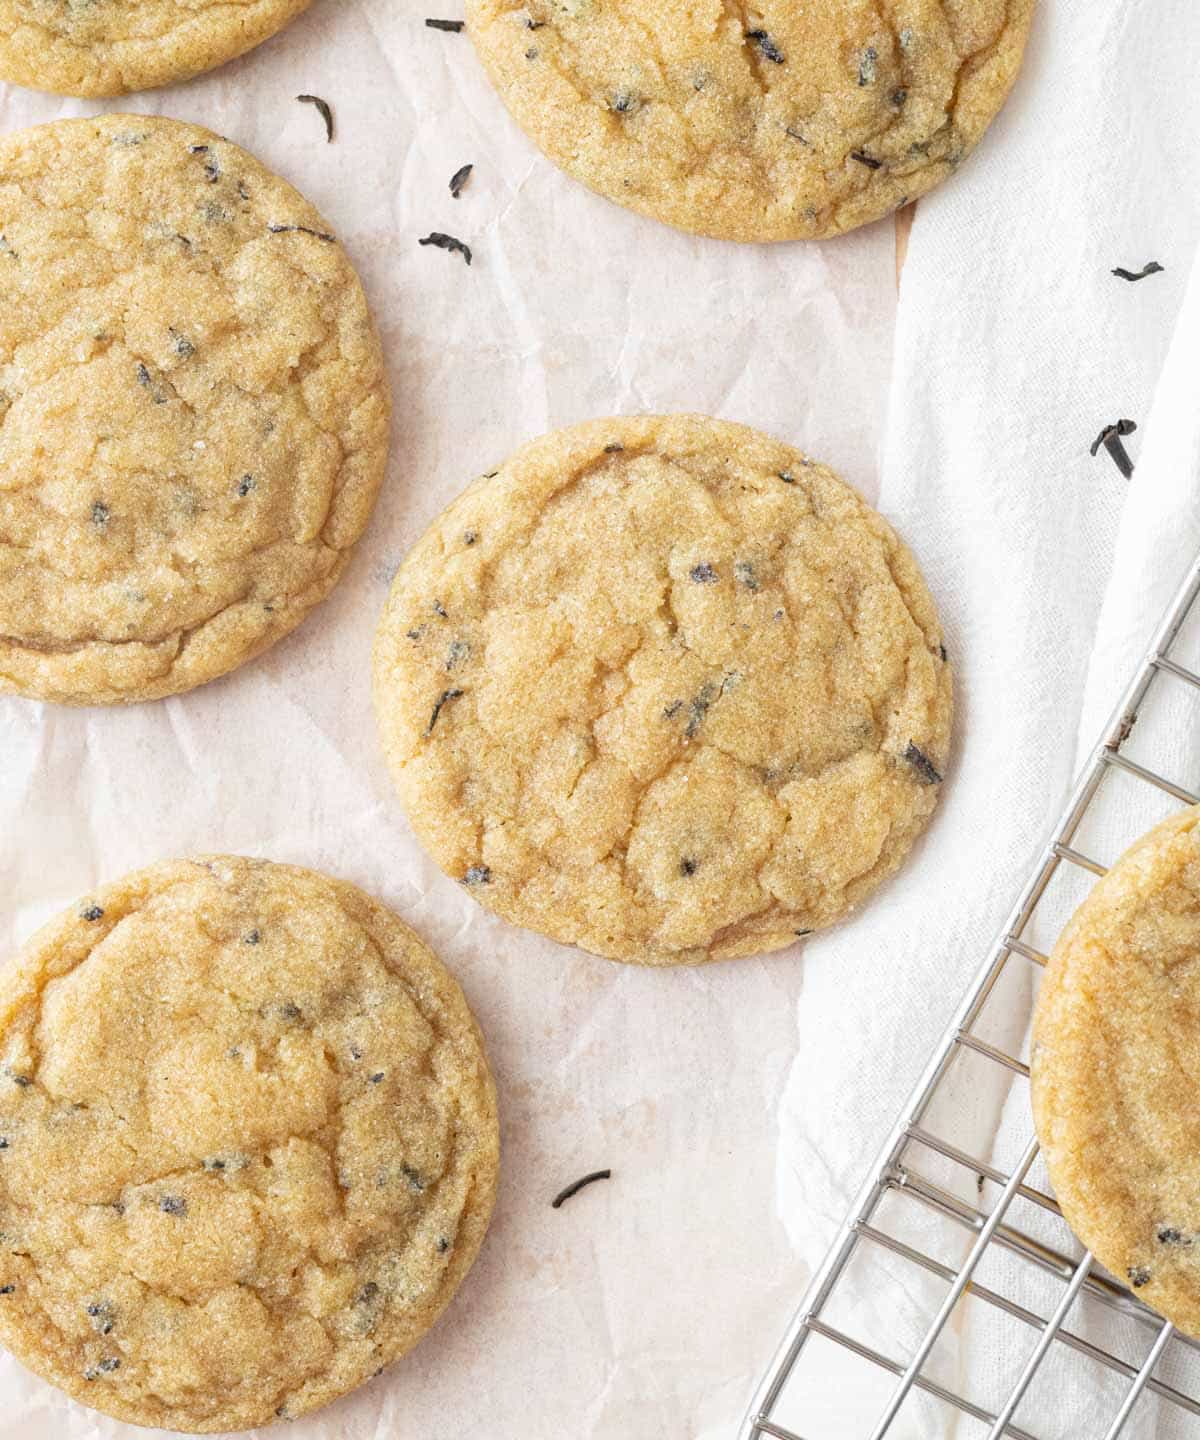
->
[0,856,499,1431]
[465,0,1035,242]
[0,115,389,706]
[373,415,952,966]
[1032,805,1200,1337]
[0,0,314,97]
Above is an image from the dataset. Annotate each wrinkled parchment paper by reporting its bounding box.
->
[0,2,901,1434]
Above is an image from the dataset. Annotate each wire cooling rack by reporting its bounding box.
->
[739,550,1200,1440]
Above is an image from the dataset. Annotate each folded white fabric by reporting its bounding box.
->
[771,1,1200,1434]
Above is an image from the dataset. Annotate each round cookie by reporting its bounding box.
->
[0,856,499,1431]
[1032,805,1200,1337]
[0,114,390,706]
[465,0,1035,242]
[0,0,314,97]
[373,415,952,966]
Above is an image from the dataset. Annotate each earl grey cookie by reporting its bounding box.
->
[1033,805,1200,1338]
[0,856,499,1430]
[466,0,1035,241]
[0,0,314,96]
[0,115,389,705]
[373,414,952,966]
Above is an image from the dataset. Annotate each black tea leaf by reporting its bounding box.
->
[297,94,334,143]
[552,1170,612,1208]
[419,231,472,265]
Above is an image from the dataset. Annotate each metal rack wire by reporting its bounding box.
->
[739,551,1200,1440]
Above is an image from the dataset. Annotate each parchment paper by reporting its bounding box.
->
[0,3,901,1435]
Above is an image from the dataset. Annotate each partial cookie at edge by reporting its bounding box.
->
[1032,805,1200,1341]
[0,0,315,97]
[466,0,1036,241]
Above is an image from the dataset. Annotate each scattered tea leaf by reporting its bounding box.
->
[449,163,474,198]
[1112,261,1163,283]
[552,1169,612,1208]
[1090,419,1137,479]
[419,231,472,265]
[297,94,334,143]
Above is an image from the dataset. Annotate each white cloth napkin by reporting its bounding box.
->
[768,2,1200,1436]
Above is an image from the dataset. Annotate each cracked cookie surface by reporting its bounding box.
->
[0,0,314,96]
[373,415,952,966]
[1033,806,1200,1339]
[0,856,499,1431]
[0,114,389,705]
[466,0,1034,241]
